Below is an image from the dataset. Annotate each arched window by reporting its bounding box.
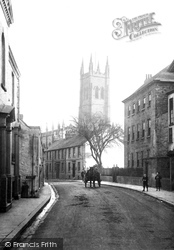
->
[95,86,99,99]
[1,33,6,90]
[101,87,104,99]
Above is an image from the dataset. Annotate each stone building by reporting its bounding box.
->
[45,135,87,180]
[19,116,44,197]
[167,89,174,190]
[122,60,174,190]
[79,56,110,122]
[41,123,66,150]
[0,0,21,211]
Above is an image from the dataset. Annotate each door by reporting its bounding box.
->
[56,163,60,179]
[72,162,75,178]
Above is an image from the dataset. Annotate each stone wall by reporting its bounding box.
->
[19,120,44,196]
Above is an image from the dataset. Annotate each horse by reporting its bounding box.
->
[84,166,101,188]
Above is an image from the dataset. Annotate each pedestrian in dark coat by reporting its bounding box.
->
[81,170,85,181]
[155,172,162,191]
[142,174,148,191]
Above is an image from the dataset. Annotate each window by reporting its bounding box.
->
[132,103,135,114]
[47,151,51,160]
[169,98,174,124]
[147,149,150,158]
[101,87,104,99]
[169,128,173,143]
[128,106,131,116]
[128,127,130,142]
[58,150,60,159]
[137,124,140,140]
[78,162,81,172]
[141,151,144,168]
[61,162,64,172]
[147,119,151,136]
[128,154,130,168]
[95,86,99,99]
[73,147,75,157]
[78,146,80,157]
[131,153,134,167]
[68,148,71,158]
[142,121,145,138]
[136,152,139,167]
[137,100,141,112]
[1,33,6,91]
[68,162,71,172]
[143,97,146,109]
[148,93,151,107]
[132,125,135,141]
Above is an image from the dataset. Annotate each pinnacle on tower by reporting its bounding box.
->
[97,62,100,73]
[80,59,84,75]
[52,122,54,131]
[89,55,93,74]
[105,56,109,77]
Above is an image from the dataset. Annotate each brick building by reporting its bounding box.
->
[45,135,88,180]
[19,117,44,197]
[0,0,21,211]
[122,61,174,190]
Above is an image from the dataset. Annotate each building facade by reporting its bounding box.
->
[123,61,174,190]
[0,0,21,211]
[45,135,87,180]
[19,117,44,197]
[79,56,110,122]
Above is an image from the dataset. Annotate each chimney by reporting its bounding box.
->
[145,74,152,82]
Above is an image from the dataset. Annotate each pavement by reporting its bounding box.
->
[0,180,174,249]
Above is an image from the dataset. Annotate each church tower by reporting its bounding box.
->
[79,56,110,122]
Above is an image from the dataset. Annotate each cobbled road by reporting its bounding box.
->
[16,181,174,250]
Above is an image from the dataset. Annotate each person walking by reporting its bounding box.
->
[155,172,162,191]
[142,173,148,191]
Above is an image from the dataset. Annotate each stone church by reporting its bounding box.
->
[79,56,110,122]
[44,56,110,179]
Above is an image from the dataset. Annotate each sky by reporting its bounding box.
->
[8,0,174,168]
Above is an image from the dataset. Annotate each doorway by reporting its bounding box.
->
[56,163,60,179]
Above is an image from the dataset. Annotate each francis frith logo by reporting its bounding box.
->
[112,12,161,41]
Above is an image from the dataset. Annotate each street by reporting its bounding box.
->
[15,181,174,250]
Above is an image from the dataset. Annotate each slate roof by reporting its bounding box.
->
[46,135,86,151]
[122,60,174,103]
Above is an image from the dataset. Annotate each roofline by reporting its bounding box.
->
[9,46,21,78]
[46,142,85,152]
[122,79,156,103]
[122,63,174,103]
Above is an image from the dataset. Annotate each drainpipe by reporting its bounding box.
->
[170,157,172,191]
[31,134,34,197]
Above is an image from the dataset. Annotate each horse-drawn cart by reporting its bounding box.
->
[84,166,101,188]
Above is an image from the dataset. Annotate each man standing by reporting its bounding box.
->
[142,173,148,191]
[155,172,162,191]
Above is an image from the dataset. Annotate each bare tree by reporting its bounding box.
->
[73,114,124,170]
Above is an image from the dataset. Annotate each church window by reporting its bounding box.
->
[95,86,99,99]
[101,87,104,99]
